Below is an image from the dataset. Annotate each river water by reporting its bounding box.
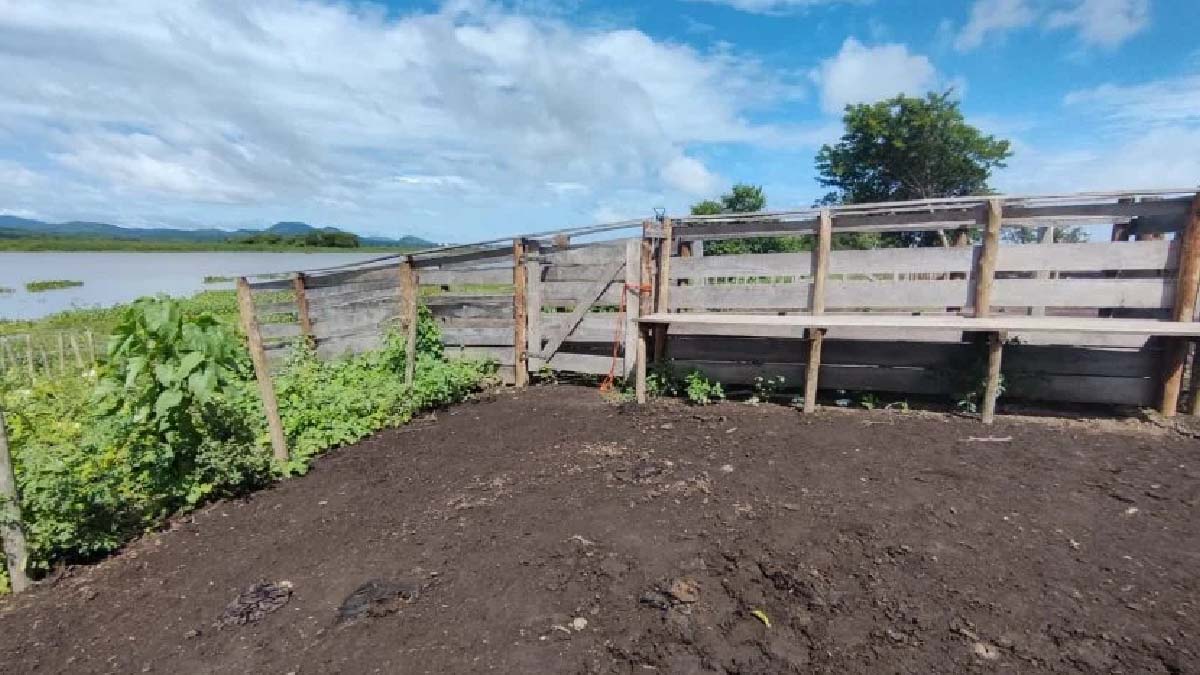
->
[0,251,391,320]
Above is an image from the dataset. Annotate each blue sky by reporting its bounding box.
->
[0,0,1197,243]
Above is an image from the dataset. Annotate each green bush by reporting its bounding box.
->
[2,297,494,589]
[684,370,724,405]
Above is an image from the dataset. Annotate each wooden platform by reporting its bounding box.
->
[638,313,1200,337]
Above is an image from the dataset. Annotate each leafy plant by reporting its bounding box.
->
[645,362,681,398]
[859,393,880,410]
[750,375,786,404]
[684,370,724,406]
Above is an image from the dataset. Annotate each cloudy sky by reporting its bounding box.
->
[1,0,1197,242]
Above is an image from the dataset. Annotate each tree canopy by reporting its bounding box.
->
[690,184,806,255]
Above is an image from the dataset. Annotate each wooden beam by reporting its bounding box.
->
[553,233,571,251]
[0,410,30,594]
[512,239,529,387]
[635,324,650,404]
[1161,192,1200,416]
[973,199,1003,317]
[526,241,543,371]
[399,257,419,386]
[981,331,1005,424]
[623,238,641,377]
[653,218,674,361]
[804,209,832,414]
[292,273,313,342]
[236,278,288,463]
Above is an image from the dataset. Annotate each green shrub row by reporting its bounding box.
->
[0,297,496,592]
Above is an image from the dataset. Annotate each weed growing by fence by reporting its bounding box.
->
[1,297,495,592]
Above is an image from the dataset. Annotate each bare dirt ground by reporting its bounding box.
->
[1,385,1198,674]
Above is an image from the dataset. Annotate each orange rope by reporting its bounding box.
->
[600,282,652,392]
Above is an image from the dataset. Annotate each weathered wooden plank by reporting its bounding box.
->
[418,267,514,286]
[423,292,514,306]
[428,301,513,320]
[542,313,623,342]
[447,345,516,366]
[1163,192,1200,415]
[544,351,615,375]
[541,243,624,266]
[538,259,626,359]
[259,322,301,340]
[315,332,382,359]
[513,239,529,387]
[304,266,396,289]
[236,278,288,462]
[440,325,516,346]
[412,247,512,268]
[1005,196,1191,223]
[624,237,641,376]
[305,279,397,301]
[255,301,298,317]
[545,263,628,282]
[541,281,623,306]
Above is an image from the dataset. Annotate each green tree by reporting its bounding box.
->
[816,91,1012,247]
[692,184,809,255]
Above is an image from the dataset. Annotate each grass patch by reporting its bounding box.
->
[25,280,84,293]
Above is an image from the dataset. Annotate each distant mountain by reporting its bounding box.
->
[0,215,436,248]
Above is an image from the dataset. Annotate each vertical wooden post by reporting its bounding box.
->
[553,234,571,251]
[637,222,656,394]
[635,324,649,404]
[653,218,673,361]
[56,333,66,374]
[0,410,30,594]
[623,238,641,377]
[85,329,96,367]
[981,331,1005,424]
[399,257,419,387]
[1029,226,1054,317]
[974,198,1003,318]
[24,335,33,381]
[1161,192,1200,416]
[292,273,313,343]
[236,278,289,463]
[804,210,833,414]
[69,333,84,368]
[513,239,529,387]
[525,241,543,373]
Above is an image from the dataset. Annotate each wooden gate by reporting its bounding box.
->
[528,239,642,378]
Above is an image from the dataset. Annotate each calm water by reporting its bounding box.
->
[0,251,390,320]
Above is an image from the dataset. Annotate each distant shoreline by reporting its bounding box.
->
[0,237,418,253]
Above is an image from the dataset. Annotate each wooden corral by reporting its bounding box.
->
[236,187,1200,423]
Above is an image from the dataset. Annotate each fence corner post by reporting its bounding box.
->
[399,257,419,387]
[236,277,289,463]
[0,410,30,594]
[513,239,530,387]
[653,218,673,361]
[804,209,833,413]
[1162,192,1200,416]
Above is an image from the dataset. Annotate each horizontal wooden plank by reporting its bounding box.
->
[670,277,1173,311]
[259,322,301,340]
[305,266,397,289]
[423,293,514,307]
[543,263,626,283]
[247,278,294,291]
[429,302,512,320]
[440,325,515,346]
[255,301,298,317]
[412,247,512,268]
[1005,196,1191,223]
[643,312,1200,336]
[541,244,624,266]
[446,345,515,366]
[542,281,623,306]
[540,313,623,343]
[306,279,397,301]
[315,332,382,359]
[671,240,1178,281]
[418,267,514,286]
[544,352,617,375]
[438,317,515,328]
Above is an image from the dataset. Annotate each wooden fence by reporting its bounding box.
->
[236,188,1200,412]
[0,330,100,381]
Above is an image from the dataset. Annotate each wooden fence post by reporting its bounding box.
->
[653,218,673,361]
[526,243,543,371]
[292,273,313,343]
[0,410,31,594]
[1161,192,1200,416]
[85,330,96,367]
[236,278,289,463]
[24,335,33,381]
[639,221,656,364]
[623,238,641,377]
[69,333,84,368]
[804,209,832,413]
[56,333,65,374]
[974,198,1004,423]
[398,257,419,387]
[513,239,529,387]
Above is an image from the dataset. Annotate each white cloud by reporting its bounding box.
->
[998,70,1200,192]
[660,155,722,196]
[950,0,1149,53]
[1046,0,1149,48]
[810,38,940,114]
[685,0,860,14]
[955,0,1037,51]
[0,0,806,235]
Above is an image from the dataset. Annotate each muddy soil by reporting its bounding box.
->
[1,385,1198,674]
